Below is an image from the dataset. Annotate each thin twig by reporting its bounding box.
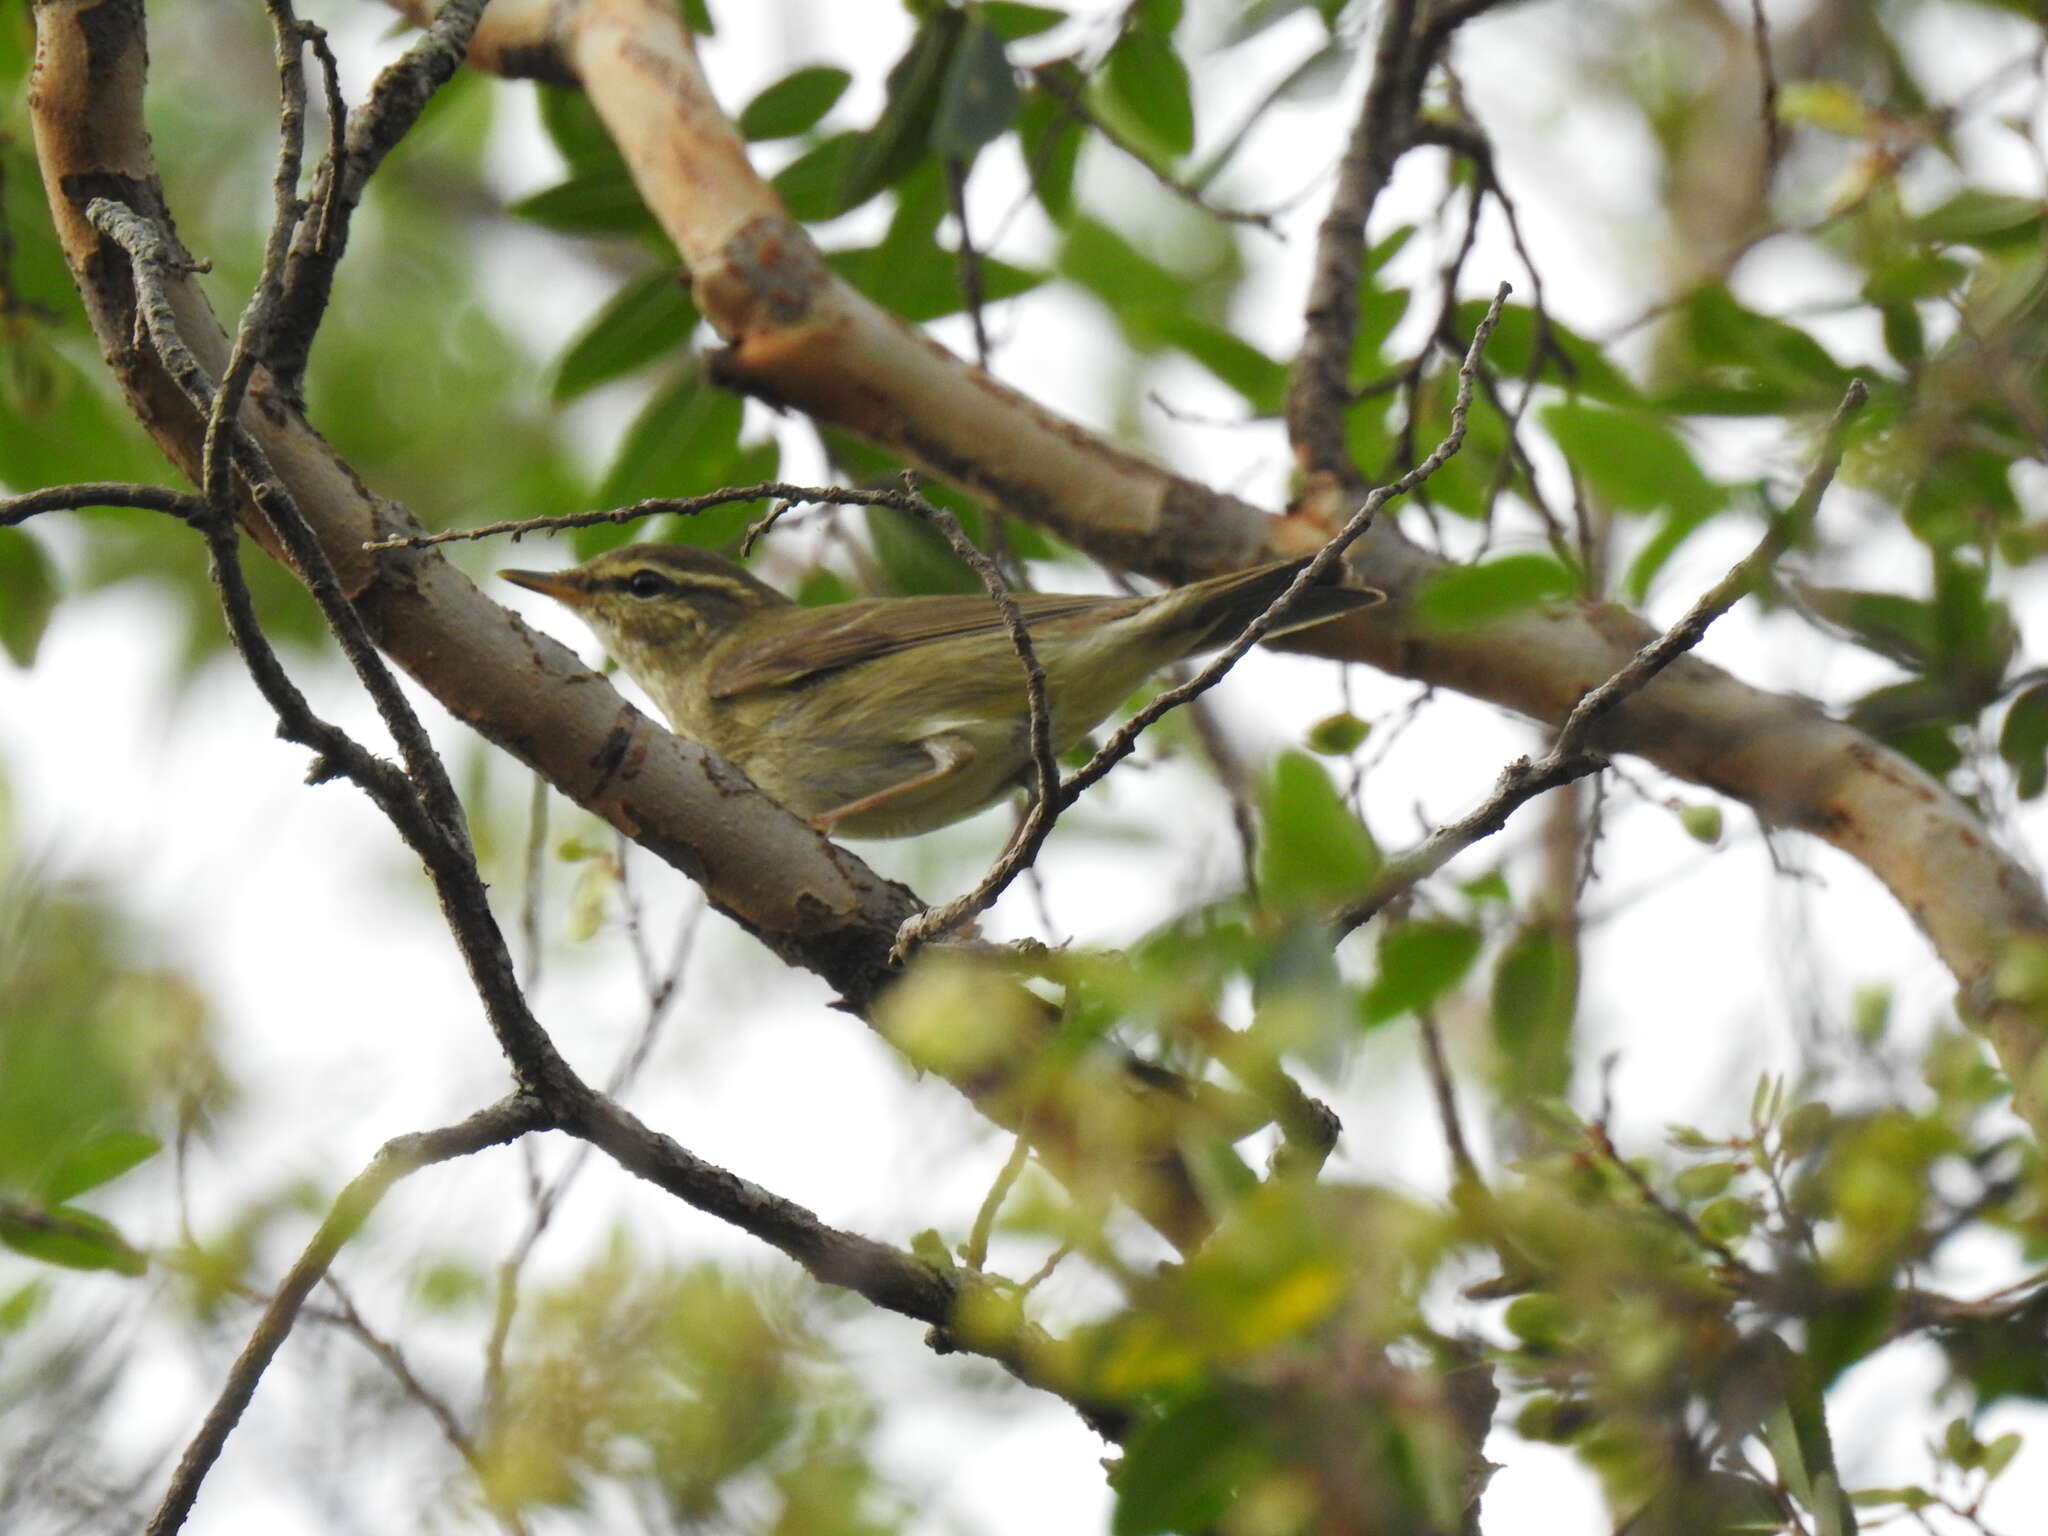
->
[963,1134,1033,1272]
[0,482,207,528]
[1070,284,1514,811]
[145,1097,548,1536]
[1334,378,1870,935]
[1029,61,1278,230]
[1747,0,1784,178]
[1416,1009,1481,1191]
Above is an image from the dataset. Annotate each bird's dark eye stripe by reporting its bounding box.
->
[600,570,761,602]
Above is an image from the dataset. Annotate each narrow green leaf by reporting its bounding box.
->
[773,132,863,221]
[1018,82,1084,217]
[738,65,852,141]
[1912,188,2045,249]
[509,171,659,238]
[551,272,698,402]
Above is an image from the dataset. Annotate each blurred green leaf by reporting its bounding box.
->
[1113,1391,1256,1535]
[1414,553,1573,628]
[0,1201,147,1276]
[1306,711,1369,755]
[1492,920,1576,1101]
[1652,285,1854,416]
[589,369,776,553]
[738,65,852,141]
[2000,682,2048,800]
[551,272,699,402]
[982,2,1067,40]
[1017,81,1085,218]
[1912,188,2045,250]
[931,13,1019,160]
[840,12,963,210]
[1450,300,1637,404]
[43,1129,160,1203]
[1542,402,1722,517]
[508,170,662,238]
[1257,751,1379,907]
[0,528,57,667]
[1360,919,1482,1026]
[1101,29,1194,159]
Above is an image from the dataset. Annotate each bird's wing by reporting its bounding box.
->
[708,590,1138,699]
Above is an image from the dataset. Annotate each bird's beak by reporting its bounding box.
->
[500,568,587,606]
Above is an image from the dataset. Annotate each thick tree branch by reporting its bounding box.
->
[27,0,1240,1255]
[364,0,2048,1132]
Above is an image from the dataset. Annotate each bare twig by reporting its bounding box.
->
[0,482,207,528]
[1416,1009,1482,1191]
[1335,378,1871,935]
[1287,0,1423,487]
[146,1096,548,1536]
[1029,61,1278,230]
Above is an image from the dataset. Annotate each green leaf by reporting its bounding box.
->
[1652,285,1853,416]
[1306,712,1369,755]
[588,370,777,554]
[1141,312,1286,412]
[981,2,1067,40]
[1017,83,1085,218]
[1101,29,1195,158]
[829,162,1045,322]
[1359,920,1483,1026]
[2001,682,2048,800]
[0,1201,147,1277]
[1113,1392,1257,1536]
[535,84,624,178]
[1257,751,1379,908]
[1541,401,1722,517]
[865,504,983,595]
[1414,553,1574,629]
[931,13,1019,161]
[0,528,57,668]
[44,1129,161,1203]
[772,132,864,221]
[1760,1340,1857,1536]
[1677,803,1723,844]
[738,65,852,140]
[1912,188,2046,249]
[509,171,660,238]
[551,272,698,402]
[1491,920,1576,1100]
[840,13,964,210]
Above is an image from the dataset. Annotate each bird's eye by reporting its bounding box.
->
[625,570,669,599]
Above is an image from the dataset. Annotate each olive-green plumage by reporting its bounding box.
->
[502,544,1380,838]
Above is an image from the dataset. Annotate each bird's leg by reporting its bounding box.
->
[809,734,977,834]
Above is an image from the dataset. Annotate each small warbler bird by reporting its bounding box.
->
[502,545,1380,838]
